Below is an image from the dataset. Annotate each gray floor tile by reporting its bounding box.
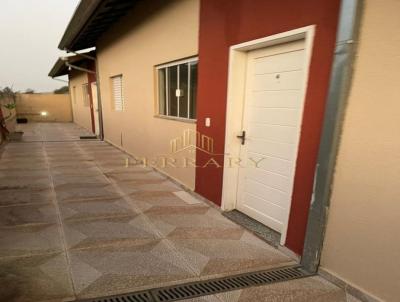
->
[0,253,75,302]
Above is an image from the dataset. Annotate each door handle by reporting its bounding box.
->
[236,130,246,145]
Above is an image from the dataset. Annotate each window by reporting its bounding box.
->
[111,75,124,111]
[82,84,90,107]
[157,58,197,120]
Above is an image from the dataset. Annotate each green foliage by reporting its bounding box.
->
[3,103,16,110]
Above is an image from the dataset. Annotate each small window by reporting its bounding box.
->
[157,58,197,120]
[82,84,90,107]
[111,75,124,111]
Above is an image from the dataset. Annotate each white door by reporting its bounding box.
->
[236,40,306,235]
[91,82,100,135]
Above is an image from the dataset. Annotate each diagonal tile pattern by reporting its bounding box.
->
[179,276,362,302]
[0,123,356,302]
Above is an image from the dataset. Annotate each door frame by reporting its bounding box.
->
[221,26,316,245]
[91,82,100,135]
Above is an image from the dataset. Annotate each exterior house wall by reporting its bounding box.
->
[320,1,400,301]
[15,93,72,122]
[196,0,340,255]
[96,0,199,189]
[69,70,93,132]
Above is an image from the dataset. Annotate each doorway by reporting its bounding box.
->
[222,26,315,245]
[91,82,100,136]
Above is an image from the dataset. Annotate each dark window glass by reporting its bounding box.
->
[179,63,189,118]
[167,65,178,117]
[189,62,198,119]
[158,69,166,115]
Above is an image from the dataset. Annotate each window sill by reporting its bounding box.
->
[154,115,197,124]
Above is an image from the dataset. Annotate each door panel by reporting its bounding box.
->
[247,139,296,161]
[248,124,298,144]
[251,90,301,108]
[252,70,303,91]
[248,108,301,126]
[236,40,306,233]
[254,50,304,74]
[91,82,100,135]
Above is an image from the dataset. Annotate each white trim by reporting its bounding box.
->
[221,25,316,246]
[154,114,196,123]
[166,68,169,116]
[177,65,180,117]
[187,63,191,119]
[156,57,198,70]
[157,57,199,121]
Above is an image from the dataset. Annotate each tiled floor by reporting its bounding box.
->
[180,276,360,302]
[15,122,93,142]
[0,123,359,302]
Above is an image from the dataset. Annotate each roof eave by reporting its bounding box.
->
[48,59,68,78]
[58,0,103,51]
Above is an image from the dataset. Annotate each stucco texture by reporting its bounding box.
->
[69,71,93,132]
[16,93,72,122]
[321,1,400,301]
[96,0,199,189]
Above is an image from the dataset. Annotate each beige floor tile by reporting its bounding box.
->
[0,223,63,257]
[0,204,57,227]
[0,253,74,302]
[0,123,350,302]
[69,239,197,299]
[213,276,346,302]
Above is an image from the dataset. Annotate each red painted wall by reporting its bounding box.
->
[87,61,97,134]
[195,0,341,255]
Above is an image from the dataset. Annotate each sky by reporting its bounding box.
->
[0,0,80,92]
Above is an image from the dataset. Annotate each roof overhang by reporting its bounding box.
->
[58,0,137,51]
[48,51,96,78]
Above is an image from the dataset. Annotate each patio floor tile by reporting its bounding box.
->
[0,223,63,257]
[0,253,74,302]
[0,123,354,302]
[0,187,53,206]
[180,276,351,302]
[63,214,159,250]
[69,239,197,299]
[0,204,57,227]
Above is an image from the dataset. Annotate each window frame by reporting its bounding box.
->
[110,74,124,112]
[155,57,198,122]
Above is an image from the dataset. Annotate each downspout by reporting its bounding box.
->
[301,0,364,273]
[94,57,105,140]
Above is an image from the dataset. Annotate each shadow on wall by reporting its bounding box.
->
[16,93,72,122]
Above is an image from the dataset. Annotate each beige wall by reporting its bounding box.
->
[97,0,199,189]
[321,1,400,301]
[69,71,93,132]
[16,93,72,122]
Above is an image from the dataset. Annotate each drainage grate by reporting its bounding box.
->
[83,291,153,302]
[78,265,311,302]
